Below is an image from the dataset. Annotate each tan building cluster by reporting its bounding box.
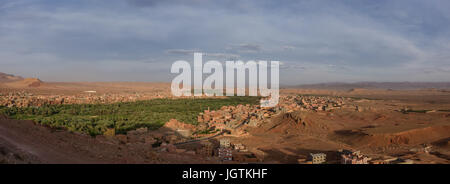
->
[197,104,281,131]
[338,149,371,164]
[294,95,349,111]
[0,91,165,107]
[195,95,359,134]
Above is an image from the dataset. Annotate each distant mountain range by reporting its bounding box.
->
[2,72,449,90]
[289,82,450,90]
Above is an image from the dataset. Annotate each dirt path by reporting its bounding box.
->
[174,130,227,146]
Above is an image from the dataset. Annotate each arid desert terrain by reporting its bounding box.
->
[0,72,449,164]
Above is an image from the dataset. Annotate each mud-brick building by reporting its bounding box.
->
[219,138,230,148]
[218,147,233,161]
[309,153,327,164]
[338,149,370,164]
[196,141,214,157]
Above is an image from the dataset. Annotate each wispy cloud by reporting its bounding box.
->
[226,43,262,53]
[165,49,200,55]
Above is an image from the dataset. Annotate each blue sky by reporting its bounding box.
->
[0,0,449,84]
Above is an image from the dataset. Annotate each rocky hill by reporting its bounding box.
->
[0,72,24,83]
[0,72,43,87]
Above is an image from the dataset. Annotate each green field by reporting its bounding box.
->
[0,97,259,136]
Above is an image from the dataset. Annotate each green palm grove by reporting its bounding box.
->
[0,97,259,136]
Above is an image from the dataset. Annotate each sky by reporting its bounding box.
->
[0,0,449,84]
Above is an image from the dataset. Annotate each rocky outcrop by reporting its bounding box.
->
[0,72,23,83]
[162,119,196,138]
